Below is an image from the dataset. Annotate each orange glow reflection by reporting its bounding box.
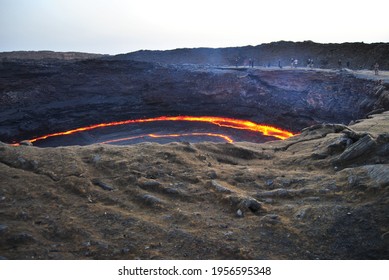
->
[11,115,296,146]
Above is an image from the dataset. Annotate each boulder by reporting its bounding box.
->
[362,164,389,188]
[210,180,232,193]
[335,134,376,164]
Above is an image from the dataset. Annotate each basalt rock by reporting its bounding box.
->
[334,135,376,165]
[362,164,389,188]
[327,136,354,154]
[210,180,232,193]
[91,179,114,191]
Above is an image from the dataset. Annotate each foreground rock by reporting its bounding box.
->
[0,112,388,259]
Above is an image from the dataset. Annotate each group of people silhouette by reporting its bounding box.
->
[236,57,381,75]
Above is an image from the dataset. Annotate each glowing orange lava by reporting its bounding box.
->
[11,115,296,146]
[101,132,234,144]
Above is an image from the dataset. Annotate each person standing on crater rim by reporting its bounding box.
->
[307,58,314,68]
[374,62,379,75]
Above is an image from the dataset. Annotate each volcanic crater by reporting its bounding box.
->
[0,59,388,146]
[1,45,389,260]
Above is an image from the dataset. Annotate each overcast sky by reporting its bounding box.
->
[1,0,388,54]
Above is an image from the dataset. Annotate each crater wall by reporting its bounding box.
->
[1,59,388,144]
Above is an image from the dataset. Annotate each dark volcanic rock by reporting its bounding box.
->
[0,224,8,234]
[92,179,114,191]
[335,135,376,164]
[327,136,353,154]
[362,165,389,188]
[0,51,104,61]
[1,58,388,145]
[139,194,164,206]
[114,41,389,70]
[7,233,35,245]
[210,180,232,193]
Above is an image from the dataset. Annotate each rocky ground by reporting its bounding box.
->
[0,112,388,259]
[0,45,388,260]
[116,41,389,70]
[0,51,105,61]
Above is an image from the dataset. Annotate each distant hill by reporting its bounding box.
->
[2,41,388,69]
[0,51,105,61]
[113,41,389,70]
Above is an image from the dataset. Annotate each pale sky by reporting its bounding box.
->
[0,0,388,54]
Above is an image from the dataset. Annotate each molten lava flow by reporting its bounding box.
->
[100,132,234,144]
[11,115,296,146]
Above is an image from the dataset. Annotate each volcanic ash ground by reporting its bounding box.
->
[0,112,388,259]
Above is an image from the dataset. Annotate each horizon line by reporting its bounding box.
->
[1,40,389,56]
